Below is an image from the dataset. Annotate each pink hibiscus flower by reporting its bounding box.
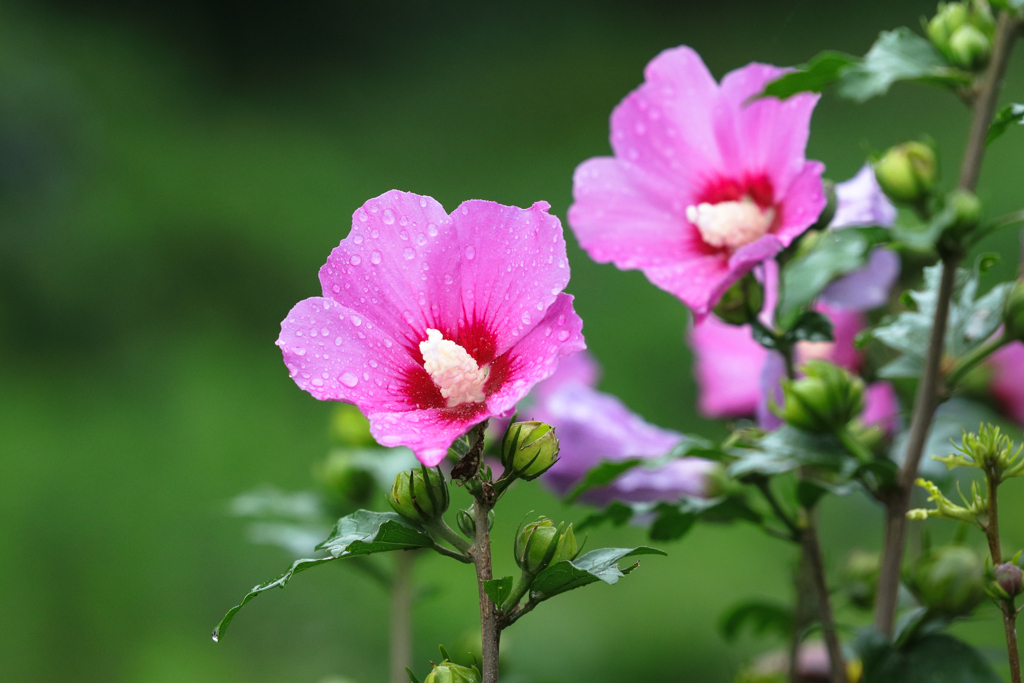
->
[277,191,586,466]
[569,46,826,319]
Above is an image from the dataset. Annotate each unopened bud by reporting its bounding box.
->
[873,142,937,204]
[424,660,480,683]
[456,505,494,538]
[927,3,970,54]
[515,518,577,574]
[910,545,985,617]
[315,451,375,506]
[713,272,764,326]
[949,23,991,69]
[994,562,1024,598]
[776,360,865,433]
[501,421,559,480]
[388,466,449,524]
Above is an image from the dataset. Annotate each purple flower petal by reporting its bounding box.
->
[820,248,900,312]
[830,164,897,229]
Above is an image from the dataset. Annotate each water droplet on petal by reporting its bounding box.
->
[350,316,362,326]
[353,235,364,244]
[382,208,395,224]
[370,251,382,264]
[332,285,341,293]
[340,373,359,387]
[427,223,438,236]
[557,330,570,341]
[465,245,476,260]
[403,247,415,260]
[350,255,361,266]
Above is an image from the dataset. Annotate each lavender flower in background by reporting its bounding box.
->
[528,352,718,505]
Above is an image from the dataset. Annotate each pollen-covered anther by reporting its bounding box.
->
[686,196,775,249]
[419,328,489,407]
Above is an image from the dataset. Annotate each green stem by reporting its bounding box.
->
[986,468,1022,683]
[876,9,1021,636]
[424,518,472,555]
[945,332,1010,388]
[501,571,534,613]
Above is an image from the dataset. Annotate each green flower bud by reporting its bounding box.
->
[873,142,937,204]
[515,518,576,574]
[776,360,864,433]
[1003,280,1024,342]
[713,272,764,326]
[388,466,449,524]
[908,545,986,617]
[949,23,991,69]
[456,504,494,538]
[994,562,1024,598]
[927,3,970,54]
[501,421,559,480]
[423,659,480,683]
[315,450,375,506]
[329,404,376,447]
[843,550,881,610]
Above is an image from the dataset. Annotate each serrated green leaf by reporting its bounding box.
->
[483,576,513,606]
[729,426,852,478]
[760,51,858,99]
[317,510,434,557]
[213,555,336,642]
[836,28,972,102]
[565,458,644,503]
[987,103,1024,146]
[873,260,1012,378]
[214,510,433,641]
[576,501,635,531]
[779,227,891,324]
[719,599,793,642]
[529,547,666,602]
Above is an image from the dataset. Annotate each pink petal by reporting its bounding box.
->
[689,316,767,416]
[990,343,1024,424]
[569,157,701,269]
[320,190,461,347]
[610,46,723,192]
[774,161,827,246]
[369,407,487,467]
[485,293,586,417]
[451,200,571,358]
[861,381,900,435]
[277,297,414,410]
[714,63,820,197]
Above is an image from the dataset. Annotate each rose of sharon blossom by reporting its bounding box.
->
[277,191,586,466]
[569,46,826,319]
[530,352,717,504]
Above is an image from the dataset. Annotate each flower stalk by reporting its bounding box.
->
[874,9,1021,637]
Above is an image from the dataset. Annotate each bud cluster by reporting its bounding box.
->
[931,424,1024,484]
[775,360,864,434]
[713,272,764,326]
[907,477,987,526]
[927,1,995,70]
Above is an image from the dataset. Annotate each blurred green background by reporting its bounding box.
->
[2,0,1024,681]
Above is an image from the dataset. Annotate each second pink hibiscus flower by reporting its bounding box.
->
[569,46,826,319]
